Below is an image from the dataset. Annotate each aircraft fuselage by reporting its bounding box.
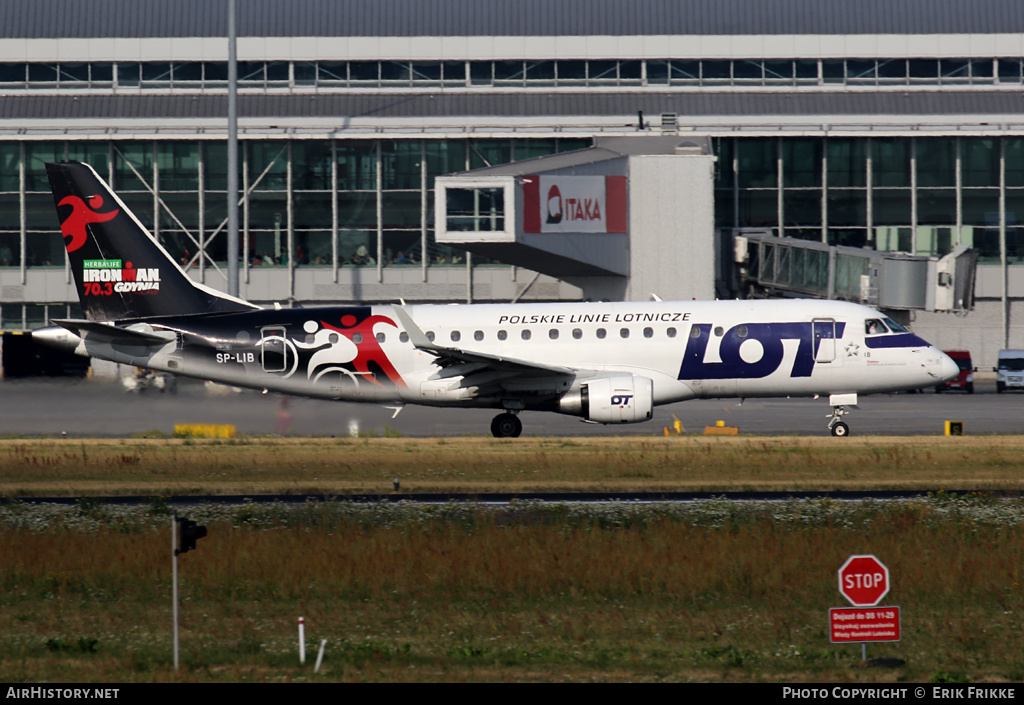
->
[40,298,955,413]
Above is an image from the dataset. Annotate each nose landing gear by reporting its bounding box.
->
[490,412,523,438]
[829,413,850,437]
[826,393,857,437]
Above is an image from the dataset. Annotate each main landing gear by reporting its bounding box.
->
[490,412,523,438]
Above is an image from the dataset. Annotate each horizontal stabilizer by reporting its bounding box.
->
[53,318,176,346]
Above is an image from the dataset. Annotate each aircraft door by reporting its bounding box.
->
[260,326,291,374]
[813,319,838,364]
[167,332,184,373]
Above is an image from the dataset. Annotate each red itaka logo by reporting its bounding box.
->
[546,184,562,224]
[58,194,120,253]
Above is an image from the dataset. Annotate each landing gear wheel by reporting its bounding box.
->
[490,413,523,438]
[826,404,851,438]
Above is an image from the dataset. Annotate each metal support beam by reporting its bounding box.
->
[227,0,239,297]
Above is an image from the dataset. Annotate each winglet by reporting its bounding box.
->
[391,305,440,353]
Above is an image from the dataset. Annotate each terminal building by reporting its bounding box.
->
[1,0,1023,370]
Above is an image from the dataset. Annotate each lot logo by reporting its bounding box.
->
[58,194,119,253]
[610,394,633,407]
[678,321,846,380]
[82,259,161,295]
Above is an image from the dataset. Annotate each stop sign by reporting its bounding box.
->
[838,554,890,606]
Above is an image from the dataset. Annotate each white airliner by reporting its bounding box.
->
[35,161,959,437]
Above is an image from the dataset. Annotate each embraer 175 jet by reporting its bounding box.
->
[34,161,959,437]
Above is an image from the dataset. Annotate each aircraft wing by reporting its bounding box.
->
[391,305,576,378]
[53,319,176,346]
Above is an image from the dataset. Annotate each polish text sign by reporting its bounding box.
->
[829,606,901,643]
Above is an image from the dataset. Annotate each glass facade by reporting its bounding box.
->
[6,134,1023,282]
[0,137,587,281]
[715,135,1024,263]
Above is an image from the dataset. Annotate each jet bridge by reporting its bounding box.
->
[435,135,717,303]
[734,233,977,313]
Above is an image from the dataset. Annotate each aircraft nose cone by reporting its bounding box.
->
[937,350,960,383]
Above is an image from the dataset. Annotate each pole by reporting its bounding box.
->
[227,0,239,297]
[298,616,306,664]
[172,512,179,670]
[314,639,327,673]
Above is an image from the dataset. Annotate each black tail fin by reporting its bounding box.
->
[46,161,257,321]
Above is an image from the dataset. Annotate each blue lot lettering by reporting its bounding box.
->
[678,322,845,380]
[610,394,633,406]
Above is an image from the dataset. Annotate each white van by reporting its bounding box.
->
[996,350,1024,393]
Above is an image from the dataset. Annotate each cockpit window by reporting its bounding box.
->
[865,319,888,335]
[882,317,909,333]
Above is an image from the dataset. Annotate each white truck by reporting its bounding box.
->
[996,350,1024,393]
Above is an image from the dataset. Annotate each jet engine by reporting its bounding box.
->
[557,375,654,424]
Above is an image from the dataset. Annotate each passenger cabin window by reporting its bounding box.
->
[521,329,531,340]
[572,328,582,339]
[549,329,559,340]
[426,331,435,342]
[643,327,653,338]
[596,328,606,339]
[620,328,629,339]
[865,319,888,335]
[667,327,677,338]
[474,330,484,341]
[450,330,461,342]
[497,330,508,341]
[399,332,409,343]
[376,332,385,343]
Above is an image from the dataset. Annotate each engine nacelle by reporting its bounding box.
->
[558,375,654,424]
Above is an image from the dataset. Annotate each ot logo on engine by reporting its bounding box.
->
[610,395,633,406]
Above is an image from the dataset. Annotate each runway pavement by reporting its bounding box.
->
[0,376,1019,438]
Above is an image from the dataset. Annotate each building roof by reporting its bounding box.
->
[1,0,1021,39]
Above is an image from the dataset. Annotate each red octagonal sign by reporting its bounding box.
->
[838,554,890,607]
